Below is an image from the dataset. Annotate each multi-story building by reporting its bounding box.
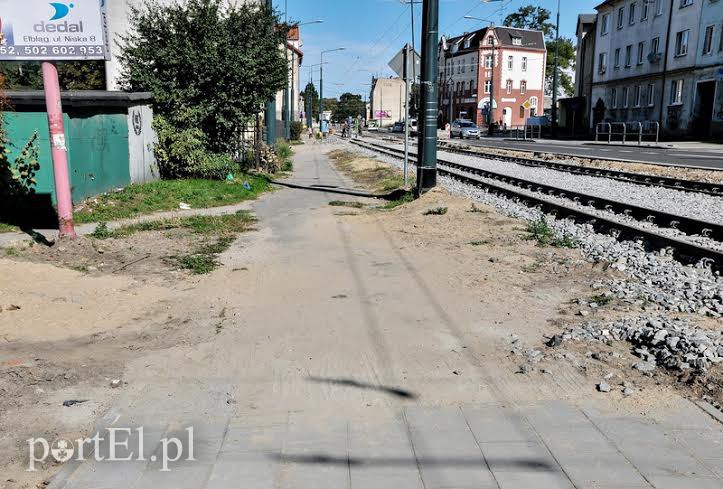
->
[369,77,406,128]
[438,26,546,128]
[587,0,723,138]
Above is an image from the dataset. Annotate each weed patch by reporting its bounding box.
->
[525,217,577,248]
[382,192,414,210]
[329,200,365,208]
[423,207,448,216]
[469,240,489,246]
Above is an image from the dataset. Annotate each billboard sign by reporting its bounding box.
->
[374,110,391,119]
[0,0,107,60]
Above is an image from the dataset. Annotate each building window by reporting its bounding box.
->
[485,54,493,69]
[521,56,528,71]
[614,48,621,68]
[598,52,608,73]
[622,87,629,108]
[675,30,689,56]
[520,106,525,118]
[520,80,527,94]
[680,0,693,7]
[512,36,522,46]
[629,2,636,24]
[647,83,655,107]
[484,80,491,93]
[641,0,649,20]
[506,80,513,94]
[617,8,625,29]
[637,42,645,64]
[625,45,632,67]
[487,36,495,46]
[703,25,714,55]
[462,60,466,73]
[601,14,610,35]
[507,55,513,70]
[670,79,683,105]
[651,36,660,54]
[530,96,538,108]
[471,80,476,93]
[611,87,618,108]
[656,0,664,15]
[634,85,642,107]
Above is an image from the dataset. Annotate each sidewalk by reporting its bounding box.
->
[43,143,723,489]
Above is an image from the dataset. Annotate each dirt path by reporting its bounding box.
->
[2,143,722,489]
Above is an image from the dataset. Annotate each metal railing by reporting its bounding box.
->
[595,121,660,145]
[511,124,542,140]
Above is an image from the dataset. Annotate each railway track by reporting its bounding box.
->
[373,135,723,197]
[349,138,723,272]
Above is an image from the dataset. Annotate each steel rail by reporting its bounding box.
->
[350,139,723,272]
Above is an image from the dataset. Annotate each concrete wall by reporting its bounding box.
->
[370,78,405,127]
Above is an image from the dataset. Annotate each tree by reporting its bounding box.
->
[119,0,288,156]
[0,61,105,90]
[301,82,320,120]
[546,37,576,98]
[503,5,576,98]
[503,5,555,38]
[334,93,365,122]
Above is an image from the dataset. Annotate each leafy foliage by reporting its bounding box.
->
[290,121,303,141]
[0,61,106,90]
[301,83,320,120]
[503,5,555,38]
[503,5,576,97]
[334,93,366,122]
[119,0,288,167]
[0,77,41,224]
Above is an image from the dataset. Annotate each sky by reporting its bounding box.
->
[281,0,600,99]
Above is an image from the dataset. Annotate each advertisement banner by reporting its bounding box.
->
[0,0,107,60]
[374,110,391,119]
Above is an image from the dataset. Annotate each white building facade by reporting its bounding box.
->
[590,0,723,138]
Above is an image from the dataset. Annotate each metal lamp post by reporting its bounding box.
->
[264,0,276,145]
[551,0,561,136]
[320,47,346,126]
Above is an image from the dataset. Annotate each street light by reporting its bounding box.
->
[464,15,497,135]
[320,47,346,128]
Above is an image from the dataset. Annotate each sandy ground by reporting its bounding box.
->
[1,144,720,488]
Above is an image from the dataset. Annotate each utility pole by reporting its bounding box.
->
[42,62,76,238]
[403,43,410,186]
[551,0,561,137]
[264,0,276,145]
[320,47,345,128]
[416,0,439,195]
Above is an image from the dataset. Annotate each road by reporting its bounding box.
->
[379,132,723,170]
[46,144,723,489]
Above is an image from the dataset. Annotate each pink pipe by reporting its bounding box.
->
[41,62,76,238]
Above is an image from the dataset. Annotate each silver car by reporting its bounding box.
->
[451,120,480,139]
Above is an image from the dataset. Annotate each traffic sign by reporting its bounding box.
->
[0,0,108,60]
[388,46,421,79]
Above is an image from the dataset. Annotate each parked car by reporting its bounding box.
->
[409,119,418,136]
[366,120,379,131]
[392,121,405,133]
[450,120,480,139]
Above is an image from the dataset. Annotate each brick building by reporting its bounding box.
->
[438,26,546,129]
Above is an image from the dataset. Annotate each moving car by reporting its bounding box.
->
[392,121,405,133]
[450,120,480,139]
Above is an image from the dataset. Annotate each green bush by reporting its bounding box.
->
[290,121,303,141]
[153,115,238,180]
[275,140,294,172]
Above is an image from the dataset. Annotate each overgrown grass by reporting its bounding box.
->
[382,192,415,210]
[176,236,235,274]
[590,293,615,306]
[329,200,366,208]
[276,141,294,172]
[467,204,488,214]
[525,217,577,248]
[328,150,413,195]
[423,207,448,216]
[91,211,256,240]
[74,176,269,224]
[0,223,19,233]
